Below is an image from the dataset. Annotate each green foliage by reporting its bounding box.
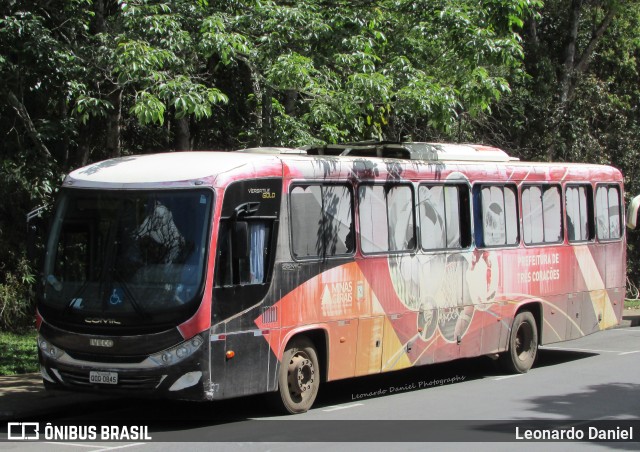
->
[472,0,640,293]
[0,258,35,333]
[0,330,38,376]
[131,91,167,125]
[2,0,640,326]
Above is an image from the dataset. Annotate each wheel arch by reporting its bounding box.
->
[279,327,329,384]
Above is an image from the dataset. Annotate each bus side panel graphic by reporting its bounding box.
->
[255,241,623,381]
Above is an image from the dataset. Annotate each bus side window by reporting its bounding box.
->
[290,186,323,258]
[215,220,271,286]
[387,186,415,251]
[566,185,593,242]
[359,184,415,253]
[522,185,562,245]
[419,184,470,250]
[419,185,447,250]
[323,185,354,256]
[214,179,280,288]
[596,185,622,240]
[476,185,518,247]
[359,185,389,253]
[290,184,354,259]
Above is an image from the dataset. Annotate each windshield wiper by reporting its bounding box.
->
[113,269,150,319]
[62,277,93,314]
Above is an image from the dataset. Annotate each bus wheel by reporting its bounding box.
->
[501,311,538,374]
[278,337,319,414]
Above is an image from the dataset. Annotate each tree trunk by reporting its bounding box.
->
[7,91,51,159]
[93,0,106,33]
[560,0,618,105]
[559,0,583,105]
[550,0,618,161]
[262,86,273,145]
[173,117,191,150]
[284,89,298,116]
[252,75,264,146]
[106,89,122,158]
[60,97,70,169]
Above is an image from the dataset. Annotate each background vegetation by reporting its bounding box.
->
[1,0,639,333]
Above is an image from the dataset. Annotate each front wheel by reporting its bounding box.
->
[501,311,538,374]
[277,337,320,414]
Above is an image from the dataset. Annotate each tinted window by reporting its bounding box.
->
[213,178,282,322]
[290,184,354,258]
[215,221,271,286]
[215,179,281,288]
[290,186,323,258]
[43,189,213,319]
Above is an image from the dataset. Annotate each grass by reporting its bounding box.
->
[0,329,38,376]
[625,298,640,310]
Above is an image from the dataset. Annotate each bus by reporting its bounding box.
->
[36,142,626,414]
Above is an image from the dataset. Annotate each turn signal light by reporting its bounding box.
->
[225,350,235,360]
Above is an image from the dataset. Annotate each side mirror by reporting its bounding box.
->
[233,221,250,258]
[627,195,640,230]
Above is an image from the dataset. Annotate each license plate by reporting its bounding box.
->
[89,371,118,385]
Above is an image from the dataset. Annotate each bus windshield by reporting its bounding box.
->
[42,188,212,321]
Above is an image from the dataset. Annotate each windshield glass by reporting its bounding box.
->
[42,188,212,320]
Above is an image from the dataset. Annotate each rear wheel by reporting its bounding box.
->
[277,337,320,414]
[501,311,538,373]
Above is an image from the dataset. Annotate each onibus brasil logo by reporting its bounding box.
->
[6,422,152,441]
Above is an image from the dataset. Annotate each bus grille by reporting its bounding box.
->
[57,369,162,390]
[66,351,146,364]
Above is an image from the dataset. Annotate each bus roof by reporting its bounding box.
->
[64,145,622,188]
[301,142,520,162]
[65,151,281,187]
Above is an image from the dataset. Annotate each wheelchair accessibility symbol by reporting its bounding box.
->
[109,288,124,305]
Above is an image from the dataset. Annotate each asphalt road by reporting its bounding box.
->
[3,326,640,451]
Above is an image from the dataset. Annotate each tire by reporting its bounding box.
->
[501,311,538,374]
[277,337,320,414]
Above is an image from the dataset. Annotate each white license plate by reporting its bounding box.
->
[89,371,118,385]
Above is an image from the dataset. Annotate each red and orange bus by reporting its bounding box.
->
[36,142,626,413]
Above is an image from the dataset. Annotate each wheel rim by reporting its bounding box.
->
[287,351,315,403]
[515,321,534,361]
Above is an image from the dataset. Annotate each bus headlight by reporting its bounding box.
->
[149,334,204,366]
[37,335,65,361]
